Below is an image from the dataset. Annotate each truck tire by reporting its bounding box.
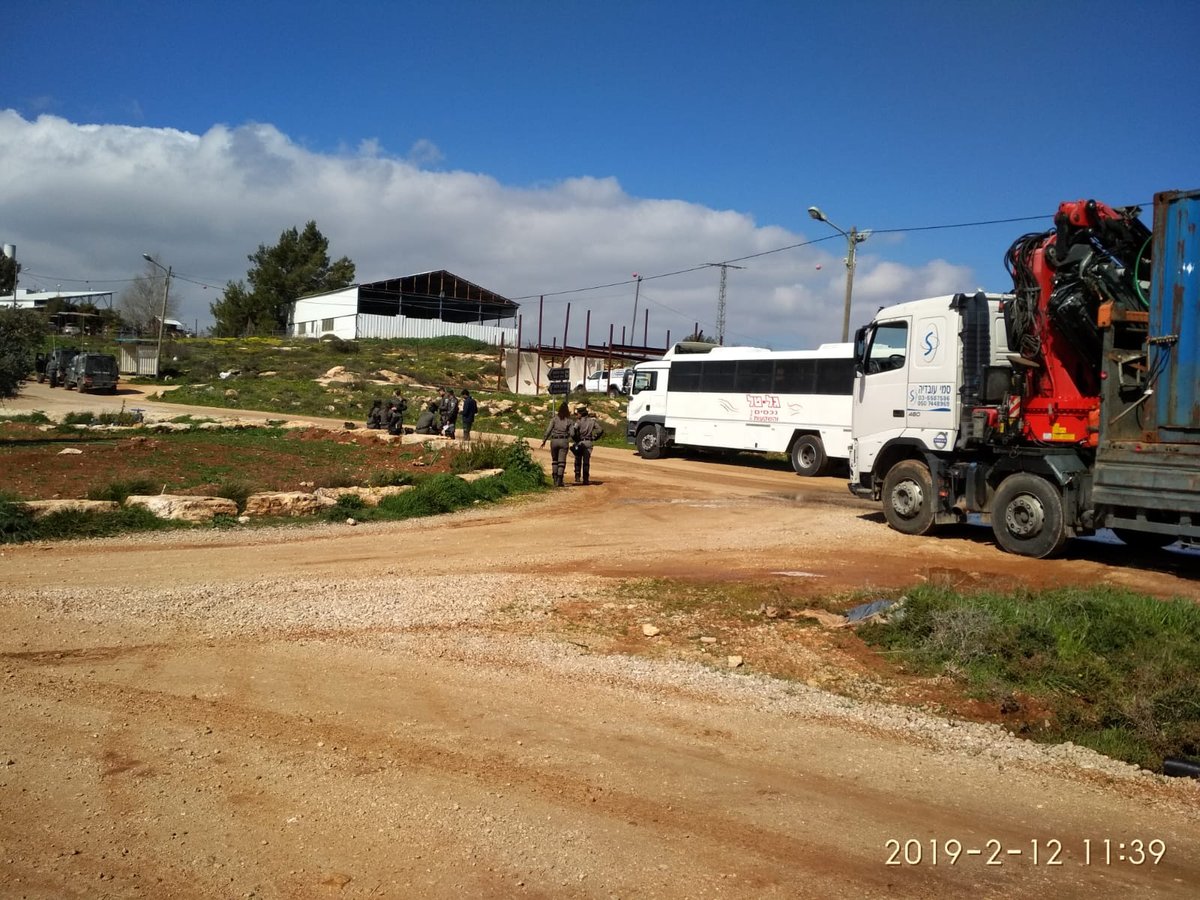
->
[881,460,936,536]
[636,424,663,460]
[991,473,1068,558]
[790,435,827,477]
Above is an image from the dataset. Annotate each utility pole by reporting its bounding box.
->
[142,254,172,379]
[706,262,744,345]
[808,207,869,342]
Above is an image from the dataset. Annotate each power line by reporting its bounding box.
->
[509,209,1063,302]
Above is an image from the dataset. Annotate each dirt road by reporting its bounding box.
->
[2,384,1198,898]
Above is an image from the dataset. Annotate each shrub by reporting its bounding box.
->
[0,411,52,425]
[501,438,546,488]
[367,470,414,488]
[448,435,509,473]
[862,584,1200,771]
[24,506,176,542]
[0,496,36,543]
[216,480,252,512]
[87,479,160,503]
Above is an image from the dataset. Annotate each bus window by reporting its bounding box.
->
[773,359,815,394]
[735,359,773,393]
[669,361,701,392]
[700,360,737,392]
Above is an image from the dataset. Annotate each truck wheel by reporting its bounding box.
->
[991,473,1068,558]
[790,435,827,477]
[881,460,937,535]
[636,424,663,460]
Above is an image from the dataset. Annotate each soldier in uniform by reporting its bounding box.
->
[539,401,574,487]
[571,405,604,485]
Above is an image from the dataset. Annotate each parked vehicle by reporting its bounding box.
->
[63,352,119,394]
[583,367,631,396]
[850,189,1200,557]
[626,340,854,475]
[43,347,81,388]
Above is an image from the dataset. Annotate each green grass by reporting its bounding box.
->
[0,411,53,425]
[323,438,545,523]
[0,499,183,543]
[2,437,548,542]
[86,479,160,503]
[860,584,1200,771]
[61,409,144,427]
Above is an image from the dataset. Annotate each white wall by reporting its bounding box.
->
[357,313,516,346]
[289,287,359,339]
[504,350,602,396]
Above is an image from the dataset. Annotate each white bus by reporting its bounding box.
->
[625,341,855,476]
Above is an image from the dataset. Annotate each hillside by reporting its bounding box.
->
[136,335,630,442]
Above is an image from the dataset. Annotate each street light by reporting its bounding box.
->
[142,253,172,378]
[808,206,868,342]
[630,273,642,346]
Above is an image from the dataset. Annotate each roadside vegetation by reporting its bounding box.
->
[859,583,1200,772]
[571,577,1200,773]
[0,429,546,544]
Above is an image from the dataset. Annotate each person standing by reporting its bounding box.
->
[436,387,450,429]
[443,389,460,438]
[539,401,574,487]
[460,389,478,442]
[572,405,604,485]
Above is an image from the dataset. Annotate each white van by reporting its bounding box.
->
[583,368,630,396]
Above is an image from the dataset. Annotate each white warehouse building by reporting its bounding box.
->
[288,270,520,345]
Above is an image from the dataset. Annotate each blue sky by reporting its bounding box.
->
[3,0,1198,347]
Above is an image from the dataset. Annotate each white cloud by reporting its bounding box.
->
[406,138,443,167]
[0,110,978,347]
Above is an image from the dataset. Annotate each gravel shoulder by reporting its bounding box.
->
[2,384,1199,898]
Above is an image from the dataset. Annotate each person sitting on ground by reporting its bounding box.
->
[366,399,384,429]
[414,401,440,435]
[385,390,408,435]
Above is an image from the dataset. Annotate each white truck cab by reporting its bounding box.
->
[850,292,1012,499]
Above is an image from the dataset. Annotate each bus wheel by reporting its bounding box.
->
[881,460,936,536]
[636,425,663,460]
[790,436,827,477]
[991,473,1068,558]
